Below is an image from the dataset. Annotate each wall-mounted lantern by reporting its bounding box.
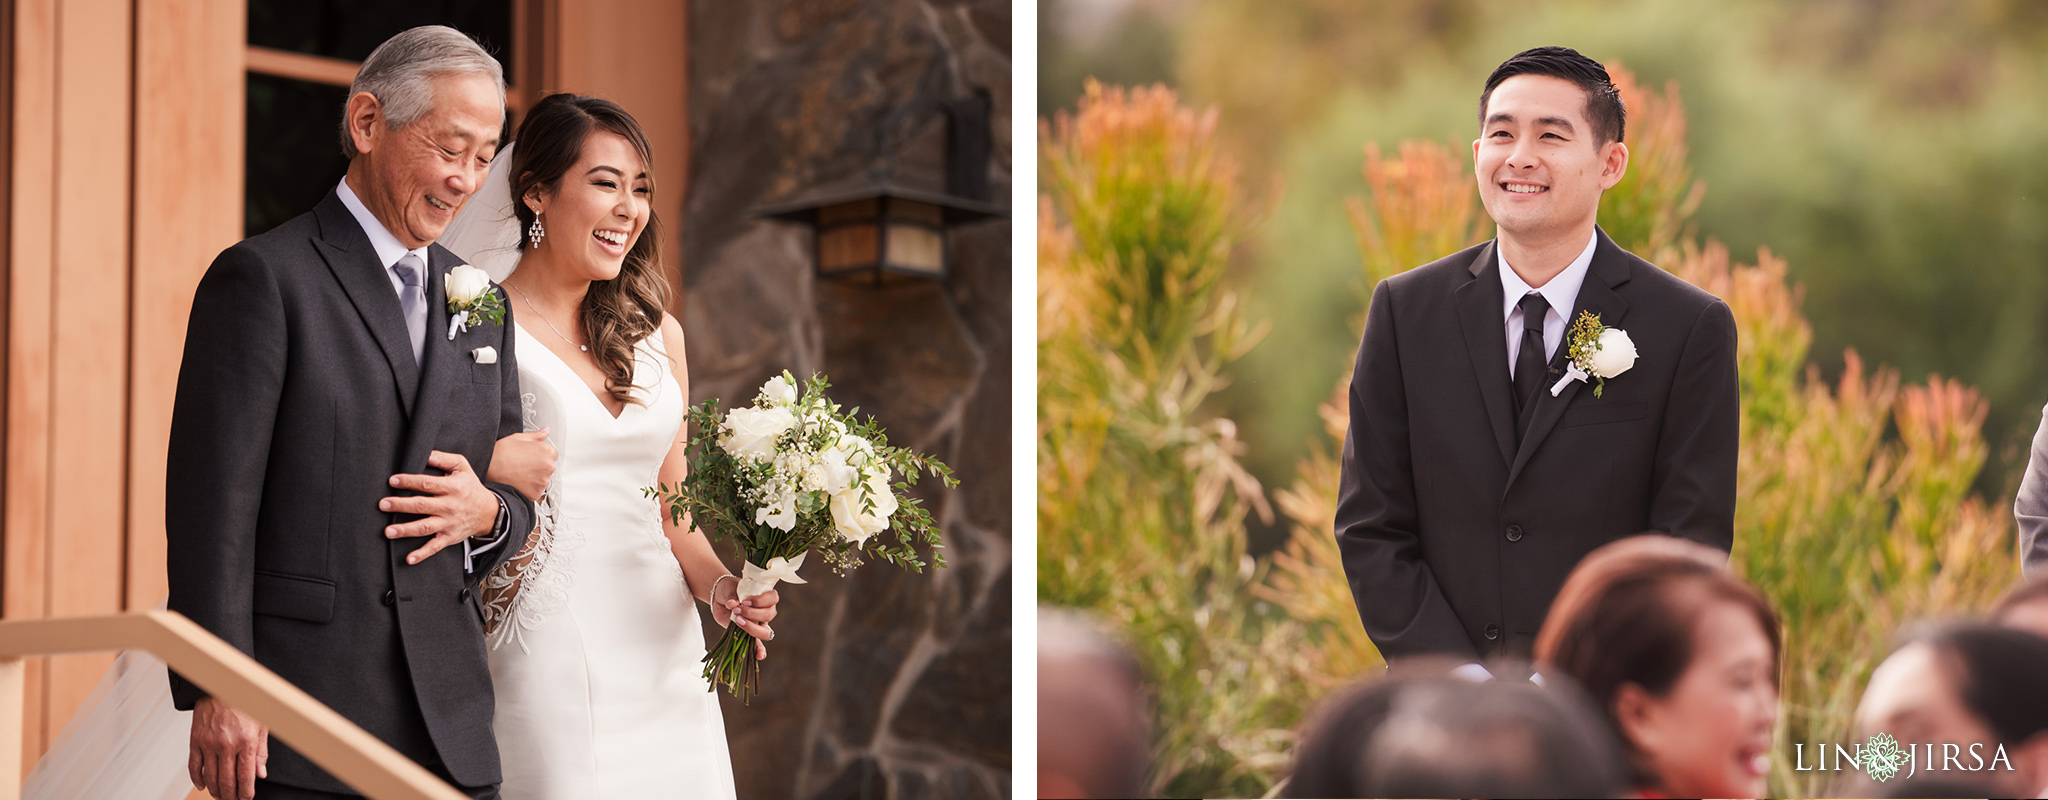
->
[757,92,1006,287]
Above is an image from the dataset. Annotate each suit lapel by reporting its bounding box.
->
[1454,241,1517,467]
[1505,229,1633,490]
[398,245,466,473]
[311,192,420,415]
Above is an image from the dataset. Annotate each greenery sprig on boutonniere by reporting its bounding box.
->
[445,264,505,339]
[1554,310,1639,399]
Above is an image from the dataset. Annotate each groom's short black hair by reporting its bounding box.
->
[1479,46,1626,146]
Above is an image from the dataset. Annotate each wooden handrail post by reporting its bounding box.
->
[0,656,21,800]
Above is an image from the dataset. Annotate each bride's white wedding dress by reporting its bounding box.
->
[481,322,736,800]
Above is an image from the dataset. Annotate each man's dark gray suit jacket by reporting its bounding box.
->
[1335,228,1738,661]
[165,189,533,793]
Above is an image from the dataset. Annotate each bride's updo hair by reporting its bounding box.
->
[509,93,670,405]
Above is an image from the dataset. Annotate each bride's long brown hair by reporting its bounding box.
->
[510,93,670,405]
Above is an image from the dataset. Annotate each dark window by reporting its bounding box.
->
[249,1,513,69]
[245,74,350,237]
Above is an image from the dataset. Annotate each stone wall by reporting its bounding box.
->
[682,2,1011,799]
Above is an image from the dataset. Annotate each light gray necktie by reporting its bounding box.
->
[392,253,427,370]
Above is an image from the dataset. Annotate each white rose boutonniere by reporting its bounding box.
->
[1551,311,1638,398]
[444,264,506,340]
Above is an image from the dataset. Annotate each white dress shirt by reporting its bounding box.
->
[336,177,505,571]
[1500,230,1599,379]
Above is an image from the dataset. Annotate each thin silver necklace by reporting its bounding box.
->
[507,282,588,352]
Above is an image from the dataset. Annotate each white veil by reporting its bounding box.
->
[19,149,526,800]
[440,141,525,282]
[21,605,190,800]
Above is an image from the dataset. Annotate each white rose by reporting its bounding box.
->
[446,264,493,306]
[1588,328,1638,379]
[721,406,796,460]
[866,470,899,518]
[829,472,898,546]
[762,374,798,406]
[815,446,858,495]
[838,434,876,458]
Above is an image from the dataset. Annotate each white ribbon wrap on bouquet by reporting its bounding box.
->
[737,552,808,600]
[1550,362,1589,396]
[447,309,469,340]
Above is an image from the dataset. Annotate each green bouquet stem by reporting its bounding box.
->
[704,619,763,705]
[703,533,803,705]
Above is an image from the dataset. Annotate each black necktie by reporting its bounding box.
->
[1513,293,1550,434]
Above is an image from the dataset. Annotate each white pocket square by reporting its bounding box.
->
[472,346,498,364]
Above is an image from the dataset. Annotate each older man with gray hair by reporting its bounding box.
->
[167,25,536,800]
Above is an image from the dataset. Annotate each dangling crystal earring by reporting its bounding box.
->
[527,212,546,249]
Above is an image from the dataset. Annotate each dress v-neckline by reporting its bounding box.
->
[516,321,631,421]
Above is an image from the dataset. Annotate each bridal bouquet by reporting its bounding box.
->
[647,372,956,703]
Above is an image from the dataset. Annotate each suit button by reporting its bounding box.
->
[1485,624,1501,640]
[459,587,472,602]
[381,590,396,606]
[1505,524,1524,542]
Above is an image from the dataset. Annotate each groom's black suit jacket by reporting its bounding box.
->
[1335,228,1737,661]
[166,189,533,792]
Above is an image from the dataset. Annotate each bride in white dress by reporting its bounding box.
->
[457,93,779,800]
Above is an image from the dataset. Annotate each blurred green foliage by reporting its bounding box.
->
[1038,81,1302,797]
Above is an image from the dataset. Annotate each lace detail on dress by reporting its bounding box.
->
[482,391,588,653]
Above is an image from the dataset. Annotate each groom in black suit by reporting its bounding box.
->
[167,27,533,800]
[1335,47,1738,666]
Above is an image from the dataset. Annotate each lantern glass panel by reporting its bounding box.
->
[884,223,945,276]
[819,224,880,274]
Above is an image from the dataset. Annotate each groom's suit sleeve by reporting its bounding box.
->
[164,246,286,710]
[467,286,534,583]
[1334,280,1481,661]
[1645,299,1738,552]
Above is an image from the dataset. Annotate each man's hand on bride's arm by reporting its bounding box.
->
[190,695,267,800]
[710,577,779,660]
[488,428,556,501]
[383,450,501,565]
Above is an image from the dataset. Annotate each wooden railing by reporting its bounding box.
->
[0,611,465,800]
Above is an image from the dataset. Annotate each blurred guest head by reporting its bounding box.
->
[1991,575,2048,639]
[1856,624,2048,797]
[1365,673,1627,798]
[1535,535,1781,798]
[1287,658,1625,798]
[1038,607,1150,799]
[1281,657,1464,798]
[1281,675,1410,798]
